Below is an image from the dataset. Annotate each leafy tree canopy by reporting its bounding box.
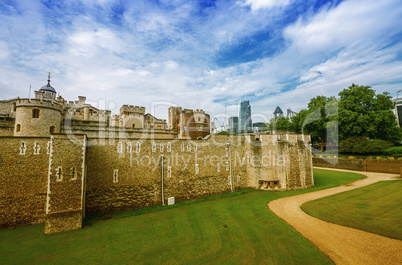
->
[269,116,292,131]
[338,84,400,142]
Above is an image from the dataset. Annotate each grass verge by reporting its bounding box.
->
[302,180,402,240]
[0,168,365,264]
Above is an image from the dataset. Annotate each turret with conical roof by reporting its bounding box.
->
[35,72,57,101]
[14,73,62,136]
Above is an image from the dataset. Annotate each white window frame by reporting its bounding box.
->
[117,142,123,153]
[56,166,63,182]
[19,141,26,155]
[127,142,132,153]
[113,169,119,183]
[167,166,172,178]
[136,142,141,153]
[167,142,171,152]
[33,142,40,155]
[187,142,191,152]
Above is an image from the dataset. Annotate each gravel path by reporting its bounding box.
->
[268,168,402,265]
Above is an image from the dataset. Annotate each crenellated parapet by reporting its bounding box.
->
[16,98,63,113]
[120,105,145,114]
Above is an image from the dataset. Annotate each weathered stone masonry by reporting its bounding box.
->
[0,133,313,234]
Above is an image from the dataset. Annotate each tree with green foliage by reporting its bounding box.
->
[338,84,400,142]
[289,109,308,133]
[300,96,338,151]
[269,116,292,131]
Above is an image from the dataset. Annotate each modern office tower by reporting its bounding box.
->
[273,106,284,118]
[239,100,252,133]
[228,116,239,133]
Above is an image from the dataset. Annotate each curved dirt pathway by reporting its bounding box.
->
[268,168,402,265]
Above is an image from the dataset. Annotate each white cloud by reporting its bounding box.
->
[0,0,401,121]
[242,0,291,11]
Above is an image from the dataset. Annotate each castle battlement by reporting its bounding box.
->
[65,109,111,122]
[120,105,145,114]
[248,134,311,144]
[16,98,63,112]
[194,109,206,114]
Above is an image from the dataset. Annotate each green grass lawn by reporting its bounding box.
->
[0,169,365,265]
[302,180,402,240]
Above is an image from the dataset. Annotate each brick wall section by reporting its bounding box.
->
[313,157,402,174]
[313,157,363,171]
[0,137,49,229]
[44,134,86,234]
[364,159,402,173]
[0,120,15,136]
[85,135,248,216]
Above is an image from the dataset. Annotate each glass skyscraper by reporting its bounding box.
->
[239,100,252,133]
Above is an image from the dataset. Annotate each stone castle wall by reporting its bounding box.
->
[0,137,50,229]
[0,133,313,233]
[44,134,86,234]
[85,135,248,216]
[0,120,15,136]
[62,125,177,140]
[245,134,313,190]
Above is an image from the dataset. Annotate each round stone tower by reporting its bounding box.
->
[14,73,63,136]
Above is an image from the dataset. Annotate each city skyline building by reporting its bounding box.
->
[228,116,239,133]
[393,98,402,127]
[273,106,284,118]
[239,100,252,133]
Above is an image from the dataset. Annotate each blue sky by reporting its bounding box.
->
[1,0,401,125]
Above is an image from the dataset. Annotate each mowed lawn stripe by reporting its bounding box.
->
[0,169,365,264]
[302,180,402,240]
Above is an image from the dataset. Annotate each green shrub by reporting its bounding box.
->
[340,137,393,154]
[384,146,402,156]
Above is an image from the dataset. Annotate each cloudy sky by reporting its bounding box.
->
[1,0,401,125]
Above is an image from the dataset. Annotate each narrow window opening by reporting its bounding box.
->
[19,141,26,155]
[117,142,123,153]
[167,142,171,152]
[136,142,141,153]
[56,167,63,181]
[71,167,77,180]
[187,142,191,152]
[113,169,118,183]
[127,142,132,153]
[167,166,172,178]
[32,109,40,118]
[33,142,40,155]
